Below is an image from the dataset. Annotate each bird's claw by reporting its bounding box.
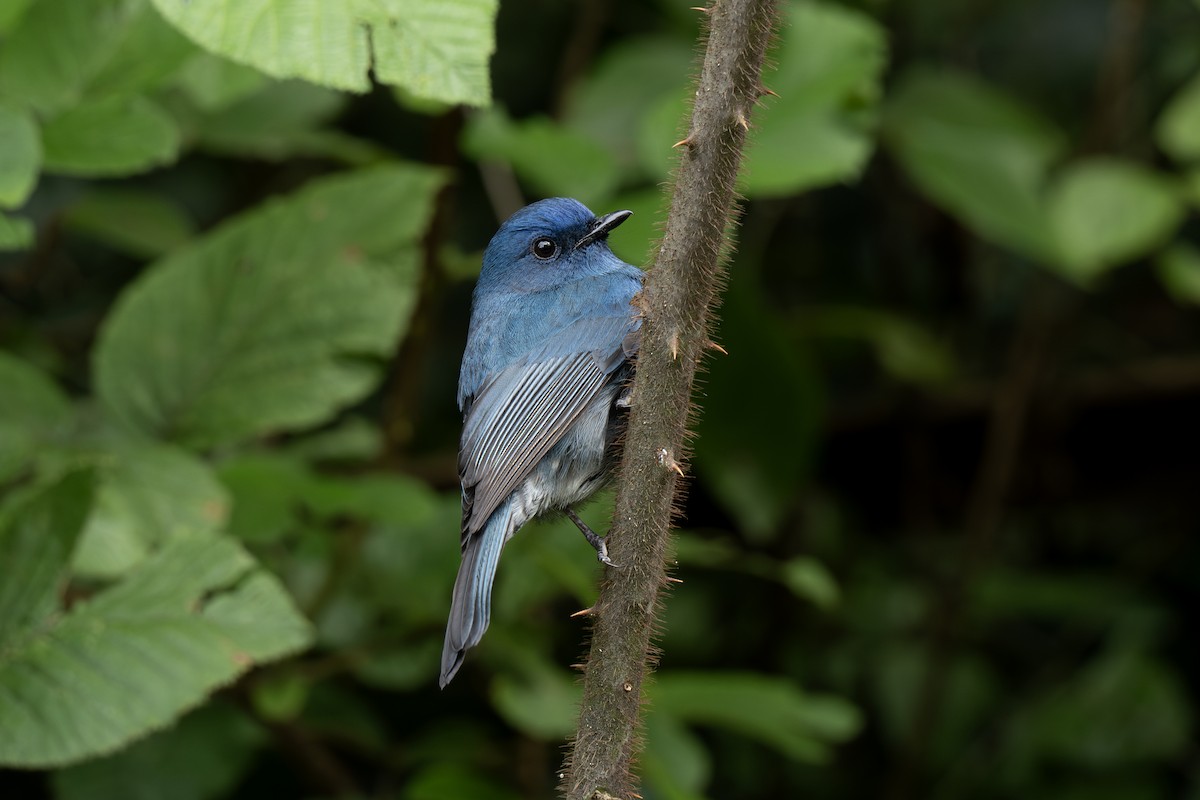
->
[596,543,619,568]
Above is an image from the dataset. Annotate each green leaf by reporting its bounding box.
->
[463,108,619,207]
[94,164,444,448]
[0,471,95,645]
[883,68,1065,261]
[175,53,269,112]
[64,188,195,259]
[217,454,316,545]
[1047,159,1185,282]
[782,557,840,610]
[643,712,712,800]
[0,103,39,208]
[1156,242,1200,305]
[0,0,194,113]
[0,212,33,250]
[250,672,311,722]
[192,80,389,165]
[150,0,497,106]
[83,2,196,100]
[41,95,180,177]
[651,672,861,763]
[0,0,116,112]
[740,1,888,196]
[330,488,460,627]
[283,416,383,462]
[564,36,695,180]
[0,534,312,768]
[0,352,72,481]
[51,703,264,800]
[490,659,581,740]
[0,0,35,34]
[72,442,231,579]
[367,0,498,108]
[1156,74,1200,164]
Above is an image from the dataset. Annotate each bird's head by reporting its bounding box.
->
[478,198,633,293]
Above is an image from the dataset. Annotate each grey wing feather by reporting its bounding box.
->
[458,315,635,541]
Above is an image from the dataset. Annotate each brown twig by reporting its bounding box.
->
[559,1,779,798]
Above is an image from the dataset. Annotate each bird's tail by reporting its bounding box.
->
[440,501,514,688]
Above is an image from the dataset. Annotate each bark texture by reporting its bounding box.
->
[561,1,779,797]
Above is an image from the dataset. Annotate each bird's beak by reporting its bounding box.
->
[575,209,633,250]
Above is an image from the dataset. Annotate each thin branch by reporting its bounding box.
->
[560,2,779,798]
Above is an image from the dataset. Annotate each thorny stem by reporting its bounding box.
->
[559,1,779,798]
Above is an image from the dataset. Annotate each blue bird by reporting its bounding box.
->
[440,198,643,688]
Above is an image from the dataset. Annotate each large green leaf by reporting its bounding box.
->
[367,0,497,108]
[462,108,618,207]
[94,164,444,448]
[150,0,497,106]
[0,103,39,208]
[0,0,194,114]
[0,534,312,767]
[883,68,1066,261]
[72,442,231,579]
[41,96,181,177]
[0,471,95,645]
[739,0,888,196]
[52,703,264,800]
[1047,159,1185,282]
[0,352,73,481]
[651,672,861,763]
[1156,74,1200,164]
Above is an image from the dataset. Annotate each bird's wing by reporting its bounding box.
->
[458,314,633,542]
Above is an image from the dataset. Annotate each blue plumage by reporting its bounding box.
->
[440,198,642,688]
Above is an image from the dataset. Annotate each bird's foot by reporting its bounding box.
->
[565,506,619,568]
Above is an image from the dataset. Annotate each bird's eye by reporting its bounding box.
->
[532,237,559,260]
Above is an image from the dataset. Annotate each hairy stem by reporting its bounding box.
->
[560,2,778,797]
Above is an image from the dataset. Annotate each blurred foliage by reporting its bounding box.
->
[2,0,1200,798]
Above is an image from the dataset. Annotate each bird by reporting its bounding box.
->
[440,197,643,688]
